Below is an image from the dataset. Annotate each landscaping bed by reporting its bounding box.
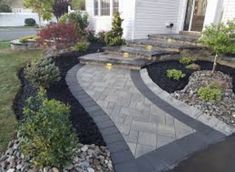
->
[147,60,235,126]
[13,43,106,146]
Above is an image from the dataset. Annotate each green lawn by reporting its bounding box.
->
[0,41,42,154]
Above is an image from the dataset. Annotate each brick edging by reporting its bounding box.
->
[66,64,139,172]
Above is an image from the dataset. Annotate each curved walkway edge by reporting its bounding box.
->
[66,64,139,172]
[140,68,235,136]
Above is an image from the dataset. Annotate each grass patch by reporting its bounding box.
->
[0,41,42,154]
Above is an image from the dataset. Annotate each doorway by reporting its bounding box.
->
[183,0,207,32]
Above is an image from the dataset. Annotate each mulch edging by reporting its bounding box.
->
[13,43,106,146]
[147,60,235,93]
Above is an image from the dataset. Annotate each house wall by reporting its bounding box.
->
[86,0,135,40]
[222,0,235,21]
[134,0,183,39]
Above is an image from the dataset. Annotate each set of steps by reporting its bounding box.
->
[80,33,203,70]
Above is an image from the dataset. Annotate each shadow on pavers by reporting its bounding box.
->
[169,134,235,172]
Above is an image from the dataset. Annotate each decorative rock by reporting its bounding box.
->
[81,145,88,152]
[172,70,235,126]
[87,167,95,172]
[0,135,113,172]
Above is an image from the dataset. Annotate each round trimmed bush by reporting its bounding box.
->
[25,18,36,26]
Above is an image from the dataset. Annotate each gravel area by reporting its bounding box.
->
[172,71,235,126]
[0,134,113,172]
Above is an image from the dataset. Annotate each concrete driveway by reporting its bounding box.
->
[0,27,38,41]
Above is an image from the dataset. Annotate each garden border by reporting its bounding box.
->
[139,68,235,136]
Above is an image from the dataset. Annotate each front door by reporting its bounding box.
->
[184,0,207,32]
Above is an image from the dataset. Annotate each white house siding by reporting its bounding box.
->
[86,0,112,32]
[119,0,136,40]
[86,0,135,40]
[134,0,182,39]
[222,0,235,22]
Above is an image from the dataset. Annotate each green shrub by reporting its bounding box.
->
[197,85,222,102]
[20,89,78,168]
[179,57,195,65]
[0,4,12,12]
[73,41,89,52]
[166,69,186,80]
[19,35,38,43]
[59,12,88,38]
[105,12,125,46]
[98,31,106,43]
[186,63,201,70]
[25,18,36,26]
[25,57,61,88]
[87,29,98,42]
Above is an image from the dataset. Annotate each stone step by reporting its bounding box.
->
[103,46,178,60]
[179,31,202,37]
[148,34,200,45]
[128,39,203,51]
[79,53,151,70]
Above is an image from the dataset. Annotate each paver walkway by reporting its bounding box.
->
[77,65,194,158]
[66,64,229,172]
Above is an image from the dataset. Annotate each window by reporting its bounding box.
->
[94,0,99,16]
[113,0,119,14]
[101,0,110,16]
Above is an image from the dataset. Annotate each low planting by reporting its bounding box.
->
[179,57,195,65]
[20,89,78,168]
[197,85,222,102]
[73,41,89,53]
[166,69,186,80]
[25,56,61,88]
[19,35,39,43]
[186,63,201,70]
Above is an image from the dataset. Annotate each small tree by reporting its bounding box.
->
[53,0,69,21]
[24,0,54,26]
[200,20,235,73]
[105,12,125,46]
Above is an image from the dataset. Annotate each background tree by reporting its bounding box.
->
[200,20,235,73]
[53,0,69,20]
[70,0,85,10]
[24,0,54,26]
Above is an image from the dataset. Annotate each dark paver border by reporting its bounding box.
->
[66,64,139,172]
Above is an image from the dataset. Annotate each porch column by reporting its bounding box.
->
[203,0,223,27]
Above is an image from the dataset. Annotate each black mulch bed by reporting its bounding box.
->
[13,43,106,146]
[147,60,235,93]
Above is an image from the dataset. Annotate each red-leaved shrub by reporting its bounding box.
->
[38,23,79,50]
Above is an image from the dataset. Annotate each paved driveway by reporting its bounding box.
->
[0,27,38,41]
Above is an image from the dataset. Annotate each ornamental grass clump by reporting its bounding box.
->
[197,85,222,102]
[25,56,61,88]
[166,69,186,80]
[19,89,78,168]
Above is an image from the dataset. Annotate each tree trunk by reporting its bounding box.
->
[212,53,218,73]
[38,14,42,28]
